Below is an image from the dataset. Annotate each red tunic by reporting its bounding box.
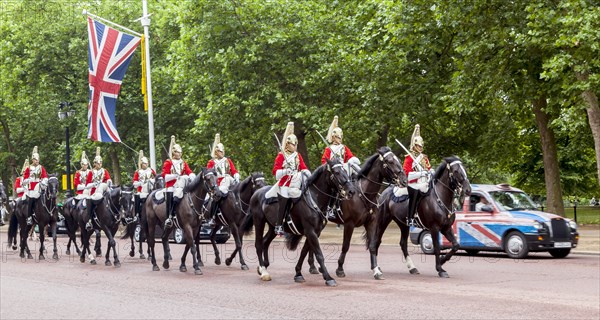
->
[207,158,238,185]
[14,177,24,198]
[320,144,355,164]
[161,159,193,188]
[133,168,157,193]
[86,168,111,194]
[403,153,431,184]
[272,152,308,187]
[23,165,48,191]
[73,169,89,195]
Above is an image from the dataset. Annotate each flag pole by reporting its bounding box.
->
[140,0,157,171]
[82,10,142,37]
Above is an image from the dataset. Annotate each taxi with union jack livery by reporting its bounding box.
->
[410,183,579,258]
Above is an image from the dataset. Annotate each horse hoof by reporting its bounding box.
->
[309,267,319,275]
[27,254,33,259]
[241,264,249,271]
[114,261,121,268]
[163,261,170,269]
[215,258,221,265]
[294,275,305,283]
[194,269,203,275]
[80,256,85,263]
[409,268,420,275]
[199,260,204,267]
[335,269,345,278]
[53,254,59,260]
[256,266,262,275]
[140,254,146,259]
[180,266,187,272]
[66,249,71,255]
[325,279,338,287]
[39,255,45,260]
[90,260,97,265]
[12,245,17,250]
[438,271,449,278]
[105,261,112,266]
[152,265,160,271]
[260,274,271,281]
[225,258,232,266]
[129,251,135,257]
[374,273,385,280]
[96,251,102,257]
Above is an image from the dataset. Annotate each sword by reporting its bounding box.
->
[315,130,329,147]
[273,132,283,154]
[395,139,423,171]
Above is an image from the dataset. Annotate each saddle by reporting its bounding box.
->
[152,189,165,205]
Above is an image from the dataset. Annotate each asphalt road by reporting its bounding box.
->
[1,227,599,320]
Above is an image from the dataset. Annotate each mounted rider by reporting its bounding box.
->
[25,146,49,226]
[84,147,113,231]
[320,115,361,221]
[162,135,195,229]
[403,124,433,224]
[206,133,240,227]
[73,152,91,201]
[266,122,311,236]
[132,150,156,223]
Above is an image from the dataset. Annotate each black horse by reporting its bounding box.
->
[327,146,406,279]
[0,181,8,226]
[208,172,267,270]
[143,168,219,274]
[242,158,355,286]
[8,175,60,260]
[77,187,123,266]
[63,196,103,257]
[373,156,471,278]
[118,186,142,258]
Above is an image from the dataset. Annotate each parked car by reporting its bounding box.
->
[410,183,579,259]
[134,222,230,244]
[47,204,68,237]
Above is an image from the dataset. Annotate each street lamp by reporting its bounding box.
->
[58,101,75,197]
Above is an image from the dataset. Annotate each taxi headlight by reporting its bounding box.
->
[533,221,543,230]
[568,220,577,230]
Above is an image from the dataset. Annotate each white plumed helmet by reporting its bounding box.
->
[93,147,102,164]
[326,115,343,143]
[31,146,39,161]
[211,133,225,158]
[282,122,297,148]
[410,124,424,150]
[80,151,90,166]
[169,135,182,159]
[138,150,148,169]
[21,158,29,175]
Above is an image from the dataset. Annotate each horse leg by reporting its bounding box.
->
[138,237,146,260]
[148,232,159,271]
[51,221,59,260]
[305,229,336,287]
[19,223,30,259]
[431,228,449,278]
[189,227,202,275]
[438,227,459,276]
[294,242,312,282]
[209,227,221,265]
[94,230,102,257]
[161,232,171,270]
[254,218,270,281]
[365,218,385,280]
[194,233,204,267]
[38,224,46,260]
[227,224,248,270]
[307,251,318,274]
[336,223,355,277]
[180,243,190,272]
[399,223,419,275]
[129,232,135,257]
[262,226,277,269]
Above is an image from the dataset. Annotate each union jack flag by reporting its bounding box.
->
[87,17,141,142]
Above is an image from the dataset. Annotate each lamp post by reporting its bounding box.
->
[58,102,75,198]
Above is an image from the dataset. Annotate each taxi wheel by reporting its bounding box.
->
[134,225,141,242]
[174,228,185,244]
[419,231,434,255]
[504,231,529,259]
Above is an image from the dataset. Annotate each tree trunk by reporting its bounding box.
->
[0,117,17,197]
[532,96,565,216]
[575,71,600,186]
[296,129,311,170]
[109,147,121,186]
[377,124,389,149]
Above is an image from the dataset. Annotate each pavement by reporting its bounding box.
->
[317,222,600,255]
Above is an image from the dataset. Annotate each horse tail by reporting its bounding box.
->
[241,210,254,236]
[140,204,148,241]
[8,213,18,244]
[285,234,303,251]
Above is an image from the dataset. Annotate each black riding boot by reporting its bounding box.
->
[26,198,35,226]
[207,199,218,227]
[86,202,95,231]
[407,187,420,225]
[133,194,141,223]
[275,196,290,236]
[164,191,174,228]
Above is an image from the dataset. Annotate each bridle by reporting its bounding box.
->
[433,159,469,217]
[310,162,351,201]
[41,176,59,217]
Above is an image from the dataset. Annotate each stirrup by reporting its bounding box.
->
[207,218,216,227]
[164,217,173,228]
[274,225,284,236]
[85,220,93,231]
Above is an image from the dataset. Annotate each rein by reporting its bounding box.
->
[40,177,59,218]
[432,160,467,218]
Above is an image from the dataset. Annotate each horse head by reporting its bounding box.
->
[250,172,267,191]
[376,146,406,186]
[45,175,60,200]
[154,176,165,190]
[119,185,135,219]
[325,158,355,199]
[444,156,471,197]
[185,168,221,199]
